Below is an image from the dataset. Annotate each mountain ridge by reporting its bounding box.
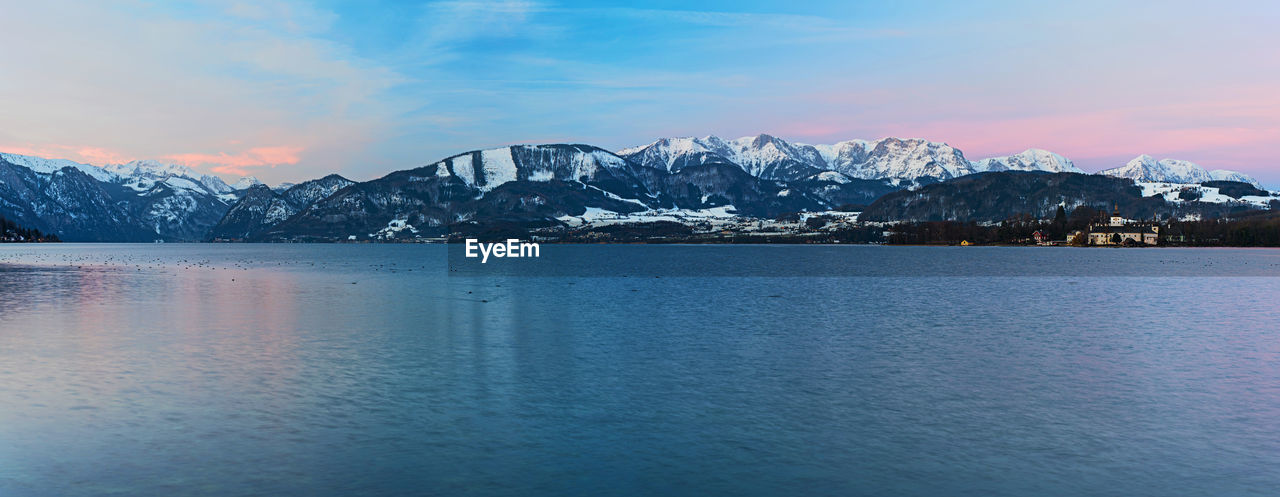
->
[2,136,1273,242]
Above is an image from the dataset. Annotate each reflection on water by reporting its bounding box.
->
[2,244,1279,497]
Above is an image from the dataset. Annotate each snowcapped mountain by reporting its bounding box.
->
[216,143,826,241]
[0,153,262,241]
[832,138,974,181]
[431,144,642,193]
[1097,155,1260,187]
[102,159,238,197]
[240,144,659,241]
[207,174,355,240]
[1099,155,1213,184]
[279,174,353,206]
[971,149,1084,174]
[622,135,1268,190]
[618,134,826,181]
[4,136,1273,242]
[232,176,264,190]
[1208,169,1263,188]
[1,157,152,241]
[621,134,977,182]
[104,159,199,179]
[715,135,828,180]
[0,152,117,182]
[615,136,736,173]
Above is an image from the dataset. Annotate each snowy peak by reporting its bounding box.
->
[1099,155,1262,187]
[722,134,826,179]
[104,159,198,179]
[431,144,634,193]
[854,138,974,181]
[972,149,1084,174]
[1099,155,1239,185]
[232,176,264,190]
[198,175,235,194]
[809,140,872,171]
[0,153,258,196]
[619,133,828,181]
[103,160,239,195]
[621,135,1268,188]
[1208,170,1263,188]
[622,134,975,182]
[280,174,354,206]
[0,152,118,182]
[617,136,731,173]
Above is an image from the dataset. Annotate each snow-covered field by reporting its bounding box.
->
[555,206,863,235]
[1138,181,1276,209]
[556,205,742,227]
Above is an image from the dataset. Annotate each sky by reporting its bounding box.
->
[1,0,1278,186]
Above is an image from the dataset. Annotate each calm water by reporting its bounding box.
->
[1,244,1279,496]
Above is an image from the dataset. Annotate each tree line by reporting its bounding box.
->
[0,215,60,242]
[880,205,1280,247]
[1166,211,1280,247]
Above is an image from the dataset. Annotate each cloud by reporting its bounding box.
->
[395,0,549,66]
[165,146,305,176]
[0,0,402,183]
[593,7,906,41]
[0,144,135,165]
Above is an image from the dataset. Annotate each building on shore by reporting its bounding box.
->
[1085,211,1159,246]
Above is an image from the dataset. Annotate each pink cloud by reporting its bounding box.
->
[894,106,1280,173]
[752,84,1280,180]
[1,143,306,178]
[0,144,135,165]
[164,146,304,176]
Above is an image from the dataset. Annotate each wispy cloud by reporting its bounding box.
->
[165,146,305,176]
[591,6,906,40]
[0,144,135,165]
[0,0,401,182]
[3,0,1279,185]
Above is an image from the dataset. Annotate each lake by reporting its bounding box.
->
[2,244,1279,496]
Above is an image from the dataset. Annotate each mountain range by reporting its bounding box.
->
[1097,155,1263,187]
[0,153,261,241]
[859,172,1272,223]
[0,135,1272,242]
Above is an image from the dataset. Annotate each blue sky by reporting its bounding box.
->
[1,0,1278,185]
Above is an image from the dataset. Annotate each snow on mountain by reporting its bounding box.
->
[1100,155,1201,183]
[432,144,635,192]
[208,175,355,240]
[1096,155,1258,186]
[0,154,230,241]
[104,159,198,179]
[838,138,974,181]
[1138,181,1275,209]
[617,136,736,173]
[196,176,234,194]
[0,152,119,182]
[624,135,1270,189]
[280,174,354,207]
[232,176,264,190]
[622,135,978,182]
[809,140,871,172]
[971,149,1084,174]
[812,171,853,184]
[619,134,827,181]
[1209,170,1263,188]
[717,134,827,180]
[101,159,243,196]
